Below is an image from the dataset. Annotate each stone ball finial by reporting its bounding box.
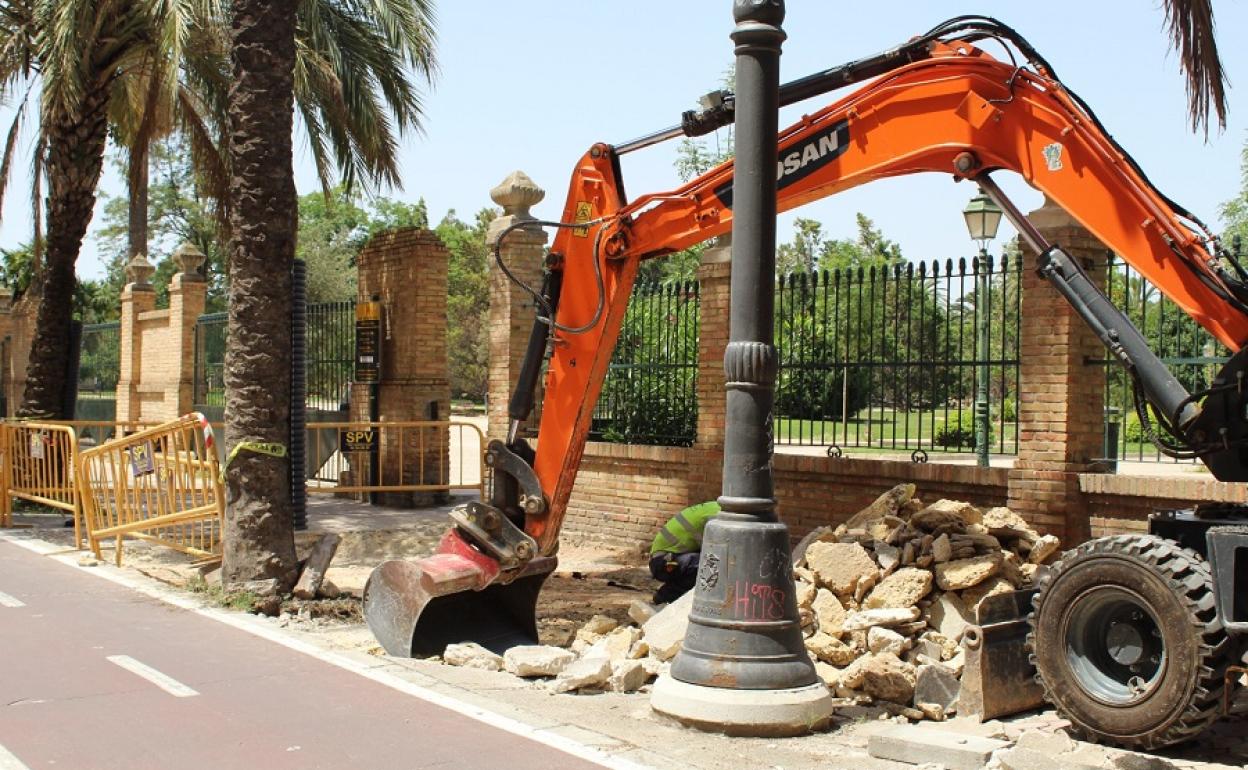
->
[490,171,544,220]
[125,252,156,288]
[173,242,207,279]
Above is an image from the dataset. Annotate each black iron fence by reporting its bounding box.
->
[75,321,121,421]
[307,301,355,413]
[194,301,356,418]
[193,312,228,413]
[591,279,700,446]
[774,257,1021,456]
[1099,253,1230,464]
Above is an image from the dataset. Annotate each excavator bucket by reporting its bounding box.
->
[363,529,556,657]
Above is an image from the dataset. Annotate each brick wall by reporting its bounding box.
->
[117,270,205,423]
[352,227,452,507]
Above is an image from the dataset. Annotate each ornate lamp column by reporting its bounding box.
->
[651,0,834,736]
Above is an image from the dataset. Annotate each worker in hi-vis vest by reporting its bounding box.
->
[648,501,720,604]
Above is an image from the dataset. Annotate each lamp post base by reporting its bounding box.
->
[650,675,835,737]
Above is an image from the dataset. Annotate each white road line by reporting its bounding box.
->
[0,741,32,770]
[0,591,24,608]
[0,534,649,770]
[106,655,199,698]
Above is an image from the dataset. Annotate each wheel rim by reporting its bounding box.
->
[1063,585,1167,706]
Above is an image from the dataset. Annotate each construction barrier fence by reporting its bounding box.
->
[1,423,82,545]
[76,413,224,566]
[306,420,486,498]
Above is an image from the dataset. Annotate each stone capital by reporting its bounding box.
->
[1026,195,1078,232]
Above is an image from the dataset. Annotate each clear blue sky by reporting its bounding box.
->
[3,1,1248,278]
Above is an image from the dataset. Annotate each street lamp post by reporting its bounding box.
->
[962,192,1003,468]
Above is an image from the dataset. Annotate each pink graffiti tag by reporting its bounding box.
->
[731,580,786,620]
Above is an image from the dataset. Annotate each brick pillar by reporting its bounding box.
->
[486,171,547,442]
[116,254,157,424]
[168,243,207,417]
[1006,198,1107,545]
[351,228,452,507]
[690,236,732,505]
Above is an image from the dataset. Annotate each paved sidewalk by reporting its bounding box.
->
[0,539,608,770]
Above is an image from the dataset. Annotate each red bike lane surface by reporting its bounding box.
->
[0,540,607,770]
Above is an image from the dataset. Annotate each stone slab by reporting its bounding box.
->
[868,725,1009,770]
[650,676,834,737]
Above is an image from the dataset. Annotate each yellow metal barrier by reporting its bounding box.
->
[305,420,486,498]
[0,423,82,545]
[76,413,224,566]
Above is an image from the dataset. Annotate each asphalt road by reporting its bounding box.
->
[0,539,605,770]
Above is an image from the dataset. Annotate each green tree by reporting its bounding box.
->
[435,208,494,401]
[0,0,438,417]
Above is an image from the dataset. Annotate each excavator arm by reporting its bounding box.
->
[529,36,1248,557]
[364,18,1248,660]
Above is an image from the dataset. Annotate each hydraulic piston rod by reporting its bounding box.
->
[976,174,1198,431]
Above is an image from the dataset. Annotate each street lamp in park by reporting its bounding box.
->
[963,192,1002,468]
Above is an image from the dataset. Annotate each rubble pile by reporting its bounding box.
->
[439,483,1060,712]
[793,483,1060,719]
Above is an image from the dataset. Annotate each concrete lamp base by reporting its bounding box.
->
[650,674,835,737]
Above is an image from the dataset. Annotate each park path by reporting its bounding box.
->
[0,539,605,770]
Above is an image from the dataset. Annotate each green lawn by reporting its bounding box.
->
[775,408,1017,452]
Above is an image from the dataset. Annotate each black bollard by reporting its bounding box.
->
[651,0,834,736]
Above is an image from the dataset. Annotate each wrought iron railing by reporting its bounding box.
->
[592,279,700,446]
[774,256,1021,457]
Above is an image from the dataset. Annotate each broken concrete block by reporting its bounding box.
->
[805,541,878,597]
[868,725,1008,770]
[792,525,838,567]
[551,656,612,693]
[1028,534,1061,565]
[916,702,946,721]
[443,642,503,671]
[931,534,953,563]
[857,652,917,704]
[627,599,658,626]
[1014,729,1076,755]
[842,484,916,531]
[796,579,818,611]
[503,645,576,677]
[875,541,901,571]
[960,576,1015,612]
[935,553,1002,591]
[867,626,909,656]
[812,588,846,635]
[915,663,960,712]
[924,594,974,641]
[580,614,619,636]
[866,567,933,609]
[814,661,842,689]
[841,606,921,632]
[806,631,859,666]
[592,625,642,663]
[641,589,694,661]
[608,659,650,693]
[982,507,1039,543]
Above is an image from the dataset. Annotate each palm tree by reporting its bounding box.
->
[0,0,437,418]
[219,0,436,586]
[1163,0,1227,135]
[220,0,301,589]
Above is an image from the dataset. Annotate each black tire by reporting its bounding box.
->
[1029,534,1239,749]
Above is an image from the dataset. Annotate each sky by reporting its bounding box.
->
[3,1,1248,280]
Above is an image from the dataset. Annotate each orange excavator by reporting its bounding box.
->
[365,16,1248,748]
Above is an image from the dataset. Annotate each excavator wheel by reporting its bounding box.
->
[1028,534,1242,749]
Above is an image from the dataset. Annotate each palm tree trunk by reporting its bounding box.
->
[128,145,149,259]
[221,0,299,588]
[18,91,110,419]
